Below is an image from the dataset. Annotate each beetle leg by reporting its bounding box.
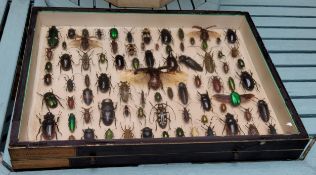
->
[56,98,64,108]
[168,117,171,130]
[238,125,245,135]
[155,120,157,131]
[114,117,117,129]
[105,59,108,70]
[222,124,227,135]
[56,124,62,136]
[36,126,42,140]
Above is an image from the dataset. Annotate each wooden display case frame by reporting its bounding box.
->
[9,7,309,170]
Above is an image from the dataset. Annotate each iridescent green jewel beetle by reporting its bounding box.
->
[109,28,119,40]
[68,113,76,133]
[230,91,241,106]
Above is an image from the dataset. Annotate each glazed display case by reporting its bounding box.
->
[9,7,309,170]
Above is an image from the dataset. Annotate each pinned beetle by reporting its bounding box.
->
[36,112,61,140]
[38,90,63,110]
[67,96,75,109]
[81,107,93,124]
[114,54,126,70]
[64,75,75,92]
[141,127,154,138]
[82,88,94,106]
[142,28,152,44]
[58,53,74,73]
[198,91,212,111]
[239,71,258,91]
[144,50,155,68]
[82,128,97,140]
[99,99,117,126]
[178,82,189,105]
[221,113,242,136]
[159,28,173,45]
[96,73,111,93]
[150,102,176,130]
[194,75,202,88]
[118,81,132,103]
[257,100,270,122]
[179,55,203,72]
[225,29,238,44]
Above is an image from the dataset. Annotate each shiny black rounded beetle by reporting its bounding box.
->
[114,54,126,70]
[257,100,270,122]
[82,128,97,140]
[198,91,212,111]
[159,28,173,45]
[96,73,111,93]
[36,112,61,140]
[222,113,242,136]
[142,28,152,44]
[58,53,74,72]
[99,99,117,126]
[67,28,76,39]
[43,73,52,85]
[145,50,155,68]
[175,127,185,137]
[141,127,154,138]
[239,71,257,91]
[45,61,53,73]
[82,88,94,106]
[165,52,178,72]
[178,82,188,105]
[226,29,238,44]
